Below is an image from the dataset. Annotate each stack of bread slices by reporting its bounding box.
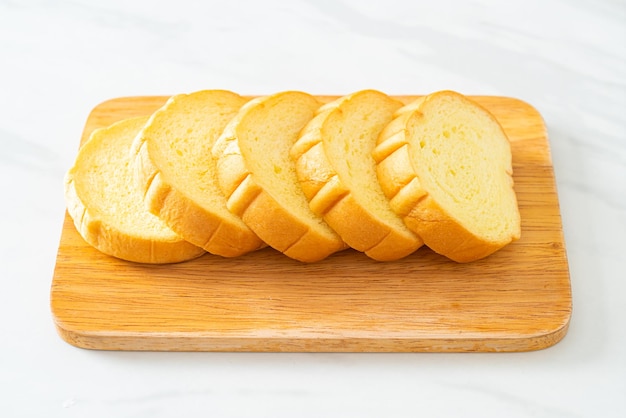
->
[64,89,521,264]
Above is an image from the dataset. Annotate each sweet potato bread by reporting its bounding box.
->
[65,89,520,263]
[211,91,347,262]
[130,90,265,257]
[373,90,521,262]
[291,90,423,261]
[64,116,205,264]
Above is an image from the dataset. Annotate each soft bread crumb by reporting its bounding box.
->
[64,116,204,263]
[212,91,345,262]
[375,90,520,262]
[292,90,423,261]
[130,90,264,257]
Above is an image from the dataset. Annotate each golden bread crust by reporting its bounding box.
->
[292,90,423,261]
[131,90,264,257]
[212,91,346,262]
[64,117,205,264]
[374,90,520,262]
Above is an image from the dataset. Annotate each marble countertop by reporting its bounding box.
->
[2,0,624,416]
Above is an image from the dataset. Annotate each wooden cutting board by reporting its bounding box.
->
[50,95,571,352]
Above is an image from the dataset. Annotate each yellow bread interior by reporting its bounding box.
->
[131,90,264,256]
[292,90,423,260]
[321,91,411,230]
[239,94,322,220]
[408,91,520,242]
[212,91,345,261]
[374,90,521,261]
[64,117,204,263]
[144,91,248,211]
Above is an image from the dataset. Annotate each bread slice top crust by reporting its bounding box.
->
[131,90,264,257]
[212,91,346,262]
[291,90,423,261]
[64,116,205,264]
[373,90,521,262]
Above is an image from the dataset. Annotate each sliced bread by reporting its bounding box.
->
[212,91,346,262]
[130,90,265,257]
[373,90,521,262]
[291,90,423,261]
[64,116,205,264]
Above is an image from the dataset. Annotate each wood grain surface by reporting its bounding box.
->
[50,95,572,352]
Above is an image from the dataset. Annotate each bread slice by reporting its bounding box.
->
[131,90,265,257]
[212,91,346,262]
[291,90,423,261]
[64,116,205,264]
[373,90,521,262]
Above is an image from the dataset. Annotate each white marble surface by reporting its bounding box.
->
[1,0,625,416]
